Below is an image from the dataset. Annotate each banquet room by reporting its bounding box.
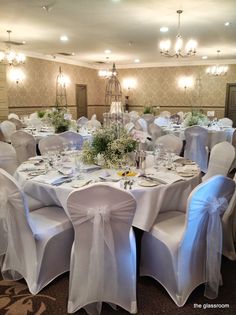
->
[0,0,236,314]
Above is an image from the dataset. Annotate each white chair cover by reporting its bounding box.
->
[218,117,233,127]
[28,116,43,130]
[155,134,183,155]
[10,131,37,164]
[140,175,235,306]
[202,142,235,181]
[154,116,169,127]
[128,111,139,123]
[8,113,19,120]
[0,168,74,294]
[0,142,18,175]
[59,131,84,150]
[134,118,148,132]
[159,110,171,118]
[66,184,137,315]
[8,118,24,130]
[184,126,209,172]
[222,173,236,260]
[38,135,69,154]
[77,116,88,128]
[0,121,16,142]
[141,114,155,124]
[148,123,162,143]
[125,122,135,133]
[87,119,102,130]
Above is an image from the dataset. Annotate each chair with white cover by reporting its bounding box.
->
[128,111,139,123]
[0,121,16,143]
[159,110,171,118]
[0,142,18,175]
[8,118,24,130]
[66,184,137,315]
[87,118,102,130]
[184,126,209,173]
[154,116,169,127]
[77,116,88,128]
[0,168,74,294]
[155,134,183,155]
[141,114,155,124]
[59,131,84,150]
[202,142,235,182]
[218,117,233,127]
[148,123,162,143]
[38,135,69,154]
[8,113,19,120]
[140,175,235,307]
[134,118,148,132]
[10,131,37,164]
[222,173,236,260]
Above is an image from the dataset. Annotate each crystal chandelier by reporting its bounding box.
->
[206,50,228,76]
[160,10,197,58]
[0,30,26,66]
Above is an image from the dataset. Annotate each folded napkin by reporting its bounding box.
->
[176,165,199,173]
[33,174,72,185]
[152,171,184,184]
[20,164,40,171]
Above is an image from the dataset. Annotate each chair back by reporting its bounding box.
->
[134,118,148,131]
[155,134,183,155]
[148,123,162,142]
[202,141,235,181]
[0,168,36,268]
[219,118,233,127]
[184,126,209,172]
[159,110,171,118]
[0,142,18,175]
[66,184,137,314]
[8,113,19,120]
[59,131,84,150]
[77,116,88,128]
[154,116,169,127]
[141,114,155,124]
[8,118,24,130]
[0,121,16,142]
[182,175,235,299]
[87,118,101,130]
[10,131,37,164]
[38,135,69,154]
[170,114,181,124]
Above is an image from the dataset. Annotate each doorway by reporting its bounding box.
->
[225,83,236,127]
[76,84,87,119]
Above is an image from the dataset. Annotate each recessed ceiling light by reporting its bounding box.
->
[202,56,208,59]
[71,52,75,56]
[160,26,169,33]
[134,59,140,63]
[22,41,26,45]
[224,22,230,26]
[60,35,68,42]
[104,49,111,54]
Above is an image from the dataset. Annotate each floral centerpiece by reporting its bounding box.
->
[183,110,209,127]
[42,107,71,133]
[82,125,137,168]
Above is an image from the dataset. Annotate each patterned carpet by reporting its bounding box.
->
[0,256,235,315]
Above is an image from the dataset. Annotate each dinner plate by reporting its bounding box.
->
[71,180,92,188]
[138,179,160,187]
[29,156,44,161]
[177,172,195,177]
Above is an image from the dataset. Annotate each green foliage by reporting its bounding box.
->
[43,107,71,133]
[37,110,46,118]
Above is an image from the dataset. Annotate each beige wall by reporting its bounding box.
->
[6,57,106,120]
[118,65,236,118]
[0,64,8,121]
[3,56,236,121]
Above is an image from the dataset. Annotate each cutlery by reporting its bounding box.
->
[139,174,167,184]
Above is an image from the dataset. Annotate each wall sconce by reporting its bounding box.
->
[122,78,137,111]
[57,67,70,87]
[9,68,25,84]
[178,76,194,91]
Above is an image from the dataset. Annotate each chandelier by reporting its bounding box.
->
[206,50,228,76]
[160,10,197,58]
[0,30,26,66]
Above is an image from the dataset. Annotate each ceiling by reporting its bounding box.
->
[0,0,236,68]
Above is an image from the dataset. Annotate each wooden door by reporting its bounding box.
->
[225,83,236,127]
[76,84,87,119]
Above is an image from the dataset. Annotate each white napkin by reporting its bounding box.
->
[20,164,39,171]
[32,173,69,185]
[154,171,184,184]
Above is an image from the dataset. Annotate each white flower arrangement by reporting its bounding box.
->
[82,125,137,168]
[183,110,209,127]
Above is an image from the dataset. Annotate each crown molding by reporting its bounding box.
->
[23,51,236,70]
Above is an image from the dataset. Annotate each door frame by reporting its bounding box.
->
[225,83,236,117]
[75,84,88,119]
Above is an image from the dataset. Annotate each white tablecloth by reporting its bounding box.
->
[15,164,201,231]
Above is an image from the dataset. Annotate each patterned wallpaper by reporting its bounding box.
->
[4,56,236,120]
[118,65,236,117]
[6,57,106,117]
